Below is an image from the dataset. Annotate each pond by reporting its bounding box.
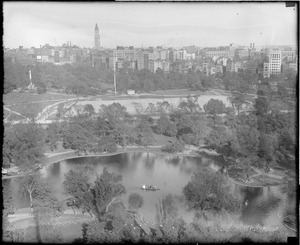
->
[11,152,295,229]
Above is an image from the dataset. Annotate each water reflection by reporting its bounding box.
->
[144,153,155,172]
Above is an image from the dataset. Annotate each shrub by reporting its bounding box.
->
[180,133,198,146]
[128,193,144,210]
[161,140,185,153]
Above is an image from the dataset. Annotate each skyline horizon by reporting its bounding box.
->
[4,41,297,50]
[4,2,297,49]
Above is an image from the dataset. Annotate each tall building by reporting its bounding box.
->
[94,23,100,50]
[263,49,282,78]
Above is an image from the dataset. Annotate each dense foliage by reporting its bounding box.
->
[183,168,241,214]
[3,122,46,169]
[4,60,217,95]
[63,168,126,220]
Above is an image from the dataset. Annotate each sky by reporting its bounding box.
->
[3,2,298,49]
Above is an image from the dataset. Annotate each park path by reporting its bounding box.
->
[35,98,81,123]
[4,106,29,123]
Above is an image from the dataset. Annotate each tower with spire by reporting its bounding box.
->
[94,23,100,50]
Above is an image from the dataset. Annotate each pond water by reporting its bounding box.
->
[11,152,295,229]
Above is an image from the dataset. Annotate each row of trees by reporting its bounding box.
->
[2,95,234,170]
[4,60,218,95]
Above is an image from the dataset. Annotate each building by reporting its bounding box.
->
[205,50,229,59]
[127,89,135,95]
[94,23,100,50]
[263,49,282,78]
[149,60,162,73]
[235,49,249,59]
[281,50,296,62]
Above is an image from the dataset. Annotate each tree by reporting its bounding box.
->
[128,193,144,211]
[137,120,154,150]
[3,122,46,169]
[77,202,140,243]
[170,111,194,137]
[258,133,276,167]
[254,96,269,116]
[36,81,47,94]
[56,103,66,119]
[3,180,15,218]
[132,102,144,115]
[164,122,177,137]
[183,168,241,214]
[190,114,207,146]
[203,99,226,127]
[156,101,174,114]
[63,169,94,216]
[97,135,117,153]
[276,83,288,100]
[62,123,93,154]
[145,102,157,114]
[84,104,95,117]
[155,115,171,135]
[91,168,126,219]
[161,140,185,153]
[45,122,62,151]
[205,128,239,160]
[99,103,129,121]
[152,194,196,244]
[229,92,246,115]
[155,194,179,225]
[237,126,259,157]
[17,173,42,212]
[33,183,65,224]
[178,95,201,114]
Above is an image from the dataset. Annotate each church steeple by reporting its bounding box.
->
[94,23,100,50]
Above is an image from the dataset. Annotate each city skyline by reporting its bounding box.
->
[4,2,298,49]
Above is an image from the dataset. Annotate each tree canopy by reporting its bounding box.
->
[203,99,226,127]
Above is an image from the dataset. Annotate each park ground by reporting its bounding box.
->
[4,89,296,241]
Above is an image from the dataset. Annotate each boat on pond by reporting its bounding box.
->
[141,185,160,191]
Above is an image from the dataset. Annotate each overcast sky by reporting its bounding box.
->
[3,2,298,49]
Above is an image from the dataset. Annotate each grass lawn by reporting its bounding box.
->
[8,101,56,118]
[5,112,28,121]
[4,92,78,118]
[4,91,77,106]
[15,220,90,243]
[269,100,296,111]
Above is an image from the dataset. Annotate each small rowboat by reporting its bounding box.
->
[141,185,160,191]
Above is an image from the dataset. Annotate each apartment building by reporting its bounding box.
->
[235,49,249,59]
[281,50,296,62]
[263,49,282,78]
[205,50,229,59]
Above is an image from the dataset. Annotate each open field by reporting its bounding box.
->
[269,100,296,111]
[3,92,78,118]
[4,92,77,106]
